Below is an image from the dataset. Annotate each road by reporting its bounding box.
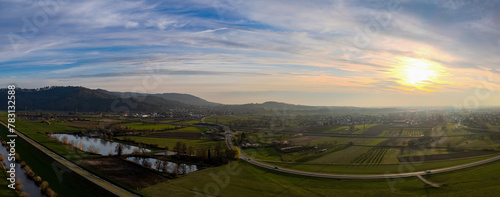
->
[222,124,500,180]
[0,121,137,197]
[417,175,440,187]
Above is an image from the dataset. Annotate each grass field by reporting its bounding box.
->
[265,154,498,175]
[381,148,402,163]
[141,158,500,197]
[172,126,209,133]
[0,122,115,197]
[141,160,426,197]
[303,136,385,146]
[319,124,378,134]
[116,136,221,148]
[121,122,177,130]
[181,120,200,124]
[399,148,451,158]
[243,147,282,161]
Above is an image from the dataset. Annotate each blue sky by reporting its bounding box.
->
[1,0,499,106]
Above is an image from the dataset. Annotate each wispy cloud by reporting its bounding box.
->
[0,0,498,106]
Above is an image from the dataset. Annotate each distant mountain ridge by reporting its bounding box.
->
[115,92,220,106]
[0,86,398,114]
[0,86,195,112]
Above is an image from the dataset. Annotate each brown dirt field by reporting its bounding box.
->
[147,132,202,139]
[289,136,325,144]
[363,125,390,136]
[398,151,496,163]
[67,121,100,129]
[79,157,167,188]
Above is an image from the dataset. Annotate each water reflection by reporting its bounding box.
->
[126,157,198,174]
[50,134,150,156]
[0,143,45,197]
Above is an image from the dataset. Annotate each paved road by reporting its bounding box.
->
[223,124,500,180]
[0,121,137,197]
[417,175,440,187]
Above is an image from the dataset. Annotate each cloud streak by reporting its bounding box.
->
[0,0,499,106]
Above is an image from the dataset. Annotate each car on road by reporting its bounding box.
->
[426,170,432,174]
[274,166,279,169]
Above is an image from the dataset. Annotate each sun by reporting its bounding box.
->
[392,58,444,91]
[403,59,436,86]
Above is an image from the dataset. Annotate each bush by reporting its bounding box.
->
[34,176,42,185]
[46,188,57,197]
[15,179,23,192]
[41,181,49,193]
[19,192,30,197]
[24,166,35,178]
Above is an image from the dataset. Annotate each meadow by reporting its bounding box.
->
[120,122,177,130]
[141,159,500,197]
[264,154,498,175]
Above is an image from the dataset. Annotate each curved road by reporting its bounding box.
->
[222,124,500,180]
[0,121,137,197]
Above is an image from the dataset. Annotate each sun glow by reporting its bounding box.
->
[393,58,445,91]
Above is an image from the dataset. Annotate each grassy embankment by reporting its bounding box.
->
[0,119,114,197]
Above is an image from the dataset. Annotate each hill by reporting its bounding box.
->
[115,92,219,106]
[0,86,190,112]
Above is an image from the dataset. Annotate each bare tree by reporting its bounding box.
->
[61,136,68,144]
[115,144,124,157]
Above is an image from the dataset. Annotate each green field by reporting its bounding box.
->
[302,136,385,146]
[172,126,208,133]
[266,154,498,175]
[142,158,500,197]
[0,122,114,197]
[181,120,200,124]
[381,148,402,163]
[117,136,221,148]
[319,124,378,134]
[243,147,282,161]
[121,122,177,130]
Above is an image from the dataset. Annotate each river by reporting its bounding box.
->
[0,142,45,197]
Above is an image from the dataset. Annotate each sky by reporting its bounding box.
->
[1,0,499,107]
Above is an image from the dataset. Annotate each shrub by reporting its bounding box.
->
[33,176,42,185]
[15,179,23,192]
[46,188,57,197]
[41,181,49,193]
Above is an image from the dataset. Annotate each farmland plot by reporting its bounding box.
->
[351,148,389,165]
